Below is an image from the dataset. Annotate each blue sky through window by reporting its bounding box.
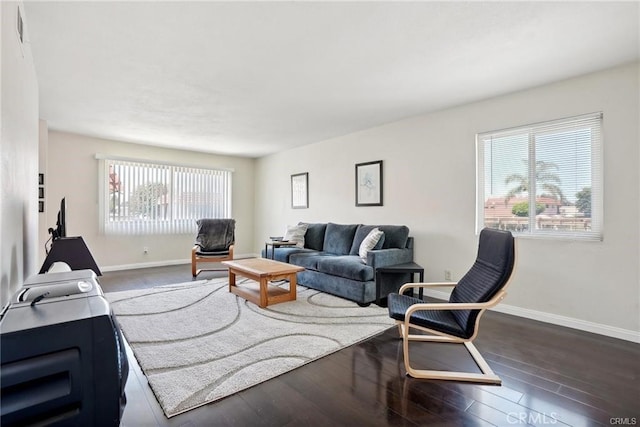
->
[484,128,592,204]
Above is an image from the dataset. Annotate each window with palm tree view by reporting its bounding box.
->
[477,113,602,240]
[99,158,232,235]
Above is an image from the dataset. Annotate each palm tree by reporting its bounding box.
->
[575,187,591,217]
[504,160,564,204]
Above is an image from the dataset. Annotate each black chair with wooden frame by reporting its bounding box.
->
[387,228,516,384]
[191,218,236,278]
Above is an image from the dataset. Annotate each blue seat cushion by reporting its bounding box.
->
[316,256,374,282]
[387,293,468,339]
[289,253,329,270]
[262,247,316,263]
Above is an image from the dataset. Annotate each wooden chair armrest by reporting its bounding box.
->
[398,282,458,294]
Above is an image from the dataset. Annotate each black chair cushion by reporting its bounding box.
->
[195,249,231,257]
[449,228,515,338]
[386,228,514,341]
[388,293,468,338]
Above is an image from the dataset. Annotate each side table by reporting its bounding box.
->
[375,262,424,306]
[264,240,299,259]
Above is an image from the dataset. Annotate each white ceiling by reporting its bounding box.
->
[23,1,639,158]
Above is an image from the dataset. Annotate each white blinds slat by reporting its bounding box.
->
[477,112,602,240]
[102,159,232,235]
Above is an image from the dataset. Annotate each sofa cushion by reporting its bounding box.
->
[377,225,410,249]
[284,223,308,248]
[262,247,316,263]
[349,225,386,255]
[316,256,374,282]
[323,223,359,255]
[289,252,329,271]
[299,222,327,251]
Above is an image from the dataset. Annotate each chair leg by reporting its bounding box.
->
[399,322,501,384]
[191,251,198,277]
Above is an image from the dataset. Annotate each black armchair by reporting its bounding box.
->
[387,228,516,384]
[191,219,236,277]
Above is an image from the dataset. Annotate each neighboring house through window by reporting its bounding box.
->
[476,112,603,240]
[98,156,232,235]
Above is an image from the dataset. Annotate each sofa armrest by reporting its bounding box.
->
[367,248,413,270]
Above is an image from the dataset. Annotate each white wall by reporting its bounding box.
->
[41,131,255,270]
[0,1,40,309]
[255,63,640,339]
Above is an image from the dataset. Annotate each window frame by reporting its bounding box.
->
[476,112,603,241]
[97,155,233,235]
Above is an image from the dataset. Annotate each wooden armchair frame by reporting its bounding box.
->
[191,244,234,278]
[394,282,509,384]
[390,231,517,385]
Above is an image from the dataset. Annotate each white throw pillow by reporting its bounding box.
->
[359,228,384,263]
[284,223,308,248]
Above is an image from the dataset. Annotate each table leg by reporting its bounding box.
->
[259,277,268,307]
[289,273,297,301]
[266,243,275,259]
[228,269,236,293]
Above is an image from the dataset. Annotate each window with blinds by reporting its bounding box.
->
[476,112,603,240]
[98,157,232,235]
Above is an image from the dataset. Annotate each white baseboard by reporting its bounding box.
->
[100,253,259,272]
[100,259,190,272]
[422,289,640,344]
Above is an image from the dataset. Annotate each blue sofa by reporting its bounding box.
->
[262,222,414,306]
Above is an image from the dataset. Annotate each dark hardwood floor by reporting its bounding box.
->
[99,265,640,427]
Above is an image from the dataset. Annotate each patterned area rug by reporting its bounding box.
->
[105,278,395,418]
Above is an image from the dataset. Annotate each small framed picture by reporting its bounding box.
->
[291,172,309,209]
[38,201,44,213]
[38,173,44,185]
[355,160,383,206]
[38,187,44,199]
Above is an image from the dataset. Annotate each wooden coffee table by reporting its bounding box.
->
[222,258,304,308]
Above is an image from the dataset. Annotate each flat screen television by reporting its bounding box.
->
[48,197,66,240]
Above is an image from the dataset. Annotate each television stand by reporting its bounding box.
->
[39,236,102,275]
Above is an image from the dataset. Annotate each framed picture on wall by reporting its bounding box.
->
[38,187,44,199]
[291,172,309,209]
[38,173,44,185]
[38,201,44,213]
[355,160,383,206]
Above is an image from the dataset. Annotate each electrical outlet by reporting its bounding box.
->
[143,246,149,254]
[444,270,452,281]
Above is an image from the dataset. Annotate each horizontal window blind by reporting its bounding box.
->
[477,112,602,240]
[99,158,232,235]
